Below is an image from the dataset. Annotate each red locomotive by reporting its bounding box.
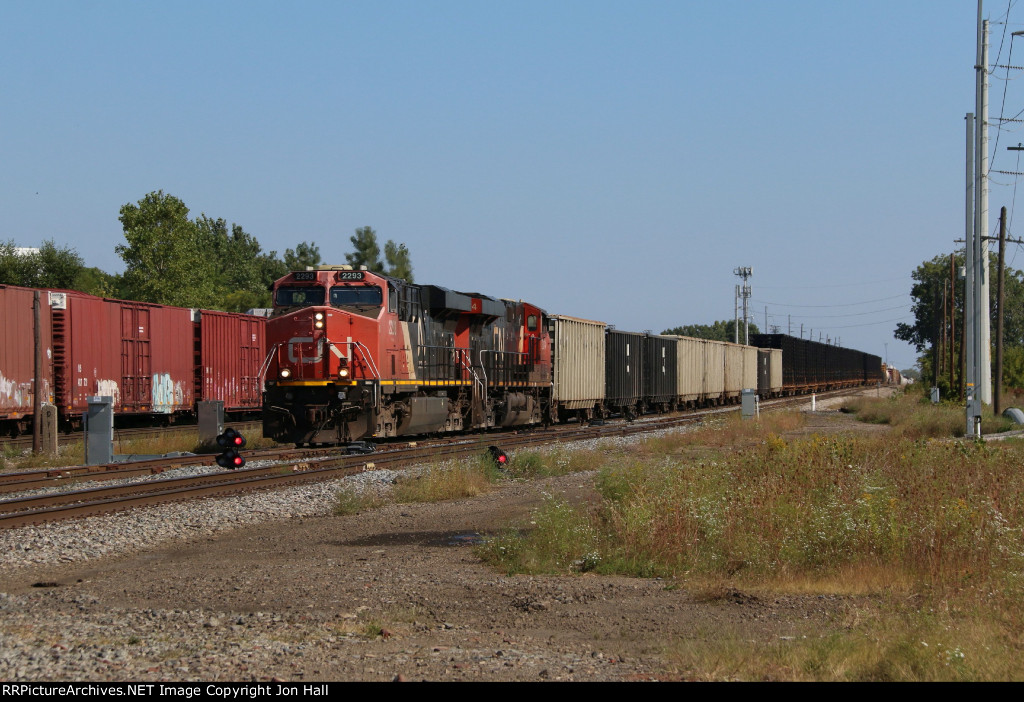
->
[261,266,551,445]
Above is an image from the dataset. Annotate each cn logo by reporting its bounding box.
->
[288,337,324,363]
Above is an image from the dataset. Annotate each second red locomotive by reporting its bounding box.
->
[261,266,551,445]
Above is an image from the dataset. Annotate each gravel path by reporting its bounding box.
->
[0,395,887,681]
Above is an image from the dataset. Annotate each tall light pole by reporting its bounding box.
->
[975,7,992,406]
[734,267,752,345]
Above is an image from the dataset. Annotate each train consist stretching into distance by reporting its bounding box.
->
[0,270,884,444]
[261,266,884,446]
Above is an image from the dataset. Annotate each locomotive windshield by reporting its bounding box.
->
[330,285,382,308]
[275,287,326,308]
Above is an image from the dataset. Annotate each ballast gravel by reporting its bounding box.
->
[0,426,695,574]
[0,427,713,682]
[0,401,871,682]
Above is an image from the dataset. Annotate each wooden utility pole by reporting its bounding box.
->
[950,253,957,395]
[960,304,967,400]
[941,283,948,376]
[934,284,942,389]
[32,291,41,455]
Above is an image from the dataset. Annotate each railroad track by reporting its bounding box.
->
[0,386,872,530]
[0,420,263,453]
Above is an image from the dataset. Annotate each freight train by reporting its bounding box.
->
[261,266,884,446]
[0,283,266,437]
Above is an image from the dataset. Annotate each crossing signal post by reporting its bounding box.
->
[216,428,246,469]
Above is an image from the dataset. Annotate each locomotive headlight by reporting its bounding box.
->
[339,368,350,378]
[314,320,324,329]
[280,368,292,379]
[314,312,325,329]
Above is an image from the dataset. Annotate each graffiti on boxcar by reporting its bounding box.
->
[0,372,29,408]
[0,372,53,411]
[95,379,121,406]
[151,373,184,413]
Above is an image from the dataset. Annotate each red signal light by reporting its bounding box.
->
[487,446,509,467]
[216,428,247,449]
[215,428,247,469]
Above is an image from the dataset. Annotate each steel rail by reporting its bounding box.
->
[0,387,872,529]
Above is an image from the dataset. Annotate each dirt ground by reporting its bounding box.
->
[0,400,891,682]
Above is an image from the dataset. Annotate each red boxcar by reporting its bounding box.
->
[195,309,265,411]
[2,286,267,436]
[49,292,195,416]
[0,285,54,430]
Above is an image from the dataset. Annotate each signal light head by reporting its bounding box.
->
[216,449,246,469]
[216,428,246,448]
[487,445,509,468]
[215,428,247,469]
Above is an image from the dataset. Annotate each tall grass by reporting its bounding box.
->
[503,447,609,478]
[844,391,1014,438]
[390,447,607,504]
[477,416,1024,679]
[664,607,1005,681]
[392,457,500,503]
[480,427,1024,594]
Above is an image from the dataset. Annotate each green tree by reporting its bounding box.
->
[116,191,219,307]
[283,241,321,271]
[900,367,922,382]
[662,320,760,342]
[345,226,384,273]
[195,215,290,310]
[117,192,296,311]
[0,240,40,286]
[0,239,84,289]
[72,267,121,297]
[344,226,415,281]
[894,250,1024,392]
[894,252,965,354]
[197,216,261,293]
[384,240,414,282]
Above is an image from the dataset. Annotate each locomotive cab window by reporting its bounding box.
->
[527,314,538,332]
[275,287,325,308]
[330,286,383,308]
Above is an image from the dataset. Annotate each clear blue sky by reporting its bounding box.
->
[1,1,1017,371]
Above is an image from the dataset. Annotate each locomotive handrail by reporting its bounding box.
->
[479,349,529,387]
[415,344,480,386]
[258,344,281,388]
[337,340,381,380]
[456,349,484,394]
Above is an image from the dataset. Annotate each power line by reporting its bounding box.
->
[756,275,909,290]
[751,293,910,309]
[805,316,915,331]
[772,304,911,321]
